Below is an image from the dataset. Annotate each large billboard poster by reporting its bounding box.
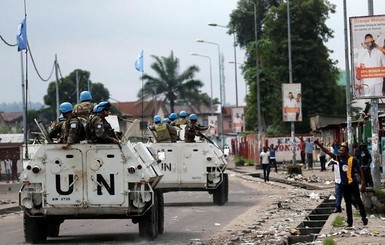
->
[207,115,218,137]
[350,15,385,99]
[282,83,302,122]
[232,107,245,133]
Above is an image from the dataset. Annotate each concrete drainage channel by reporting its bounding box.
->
[248,173,335,244]
[288,198,334,244]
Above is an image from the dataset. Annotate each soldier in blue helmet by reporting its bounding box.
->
[149,115,177,142]
[73,91,95,125]
[184,114,208,143]
[169,112,178,126]
[174,110,189,127]
[86,101,119,144]
[59,102,86,149]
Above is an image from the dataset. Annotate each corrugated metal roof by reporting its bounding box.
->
[0,134,24,143]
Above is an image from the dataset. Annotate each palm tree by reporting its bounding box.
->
[138,51,205,113]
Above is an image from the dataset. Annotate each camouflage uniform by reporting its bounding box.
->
[73,101,95,125]
[174,117,189,127]
[87,114,117,143]
[62,116,85,144]
[49,118,67,143]
[184,123,208,143]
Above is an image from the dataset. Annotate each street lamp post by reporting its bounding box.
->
[247,1,262,164]
[229,61,246,96]
[191,52,214,116]
[208,23,239,107]
[196,39,224,149]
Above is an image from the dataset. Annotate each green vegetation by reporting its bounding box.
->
[139,51,212,113]
[332,215,344,227]
[230,0,345,133]
[234,156,245,166]
[245,158,254,166]
[287,164,302,175]
[374,188,385,199]
[323,237,337,245]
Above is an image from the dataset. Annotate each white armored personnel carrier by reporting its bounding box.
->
[150,127,229,205]
[19,120,164,243]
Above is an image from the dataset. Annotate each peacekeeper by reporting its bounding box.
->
[174,110,189,127]
[73,91,95,125]
[59,102,86,149]
[49,114,67,143]
[169,112,178,126]
[87,101,119,144]
[150,115,177,143]
[184,114,208,143]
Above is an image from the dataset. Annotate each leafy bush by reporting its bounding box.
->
[287,164,302,175]
[332,215,344,227]
[245,159,254,166]
[234,156,245,166]
[323,238,336,245]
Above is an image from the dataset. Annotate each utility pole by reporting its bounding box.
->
[367,0,381,188]
[287,0,295,163]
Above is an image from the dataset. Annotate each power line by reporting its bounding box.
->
[27,42,55,82]
[0,34,17,47]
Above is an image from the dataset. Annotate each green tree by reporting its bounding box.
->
[230,0,345,133]
[43,69,110,120]
[138,51,206,113]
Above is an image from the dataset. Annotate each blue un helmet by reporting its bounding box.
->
[189,114,197,121]
[153,115,161,123]
[169,112,178,121]
[80,91,92,102]
[59,102,73,114]
[93,101,111,113]
[162,118,171,124]
[179,110,187,118]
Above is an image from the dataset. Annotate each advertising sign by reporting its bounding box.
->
[232,107,245,134]
[350,15,385,99]
[282,83,302,122]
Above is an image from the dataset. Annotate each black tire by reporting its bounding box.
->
[139,193,159,240]
[213,175,226,206]
[223,173,229,203]
[157,191,164,234]
[47,219,62,237]
[23,213,48,244]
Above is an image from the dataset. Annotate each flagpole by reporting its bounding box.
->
[141,74,144,142]
[22,0,29,159]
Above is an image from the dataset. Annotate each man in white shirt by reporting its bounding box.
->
[260,146,271,182]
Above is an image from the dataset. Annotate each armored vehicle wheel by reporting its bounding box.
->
[139,193,159,240]
[213,174,227,206]
[157,191,165,234]
[223,173,229,203]
[47,218,63,237]
[23,213,48,243]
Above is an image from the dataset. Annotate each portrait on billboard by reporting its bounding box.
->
[282,83,302,122]
[207,115,218,137]
[232,107,244,134]
[351,15,385,99]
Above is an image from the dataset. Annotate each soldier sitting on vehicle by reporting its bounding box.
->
[73,91,95,126]
[174,110,190,127]
[184,114,208,143]
[86,101,119,144]
[169,112,178,126]
[59,102,86,149]
[48,114,67,143]
[149,115,177,143]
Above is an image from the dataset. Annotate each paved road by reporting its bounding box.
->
[0,173,260,244]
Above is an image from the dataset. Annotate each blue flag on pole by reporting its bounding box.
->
[16,18,28,52]
[135,50,144,72]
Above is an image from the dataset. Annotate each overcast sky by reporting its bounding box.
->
[0,0,384,109]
